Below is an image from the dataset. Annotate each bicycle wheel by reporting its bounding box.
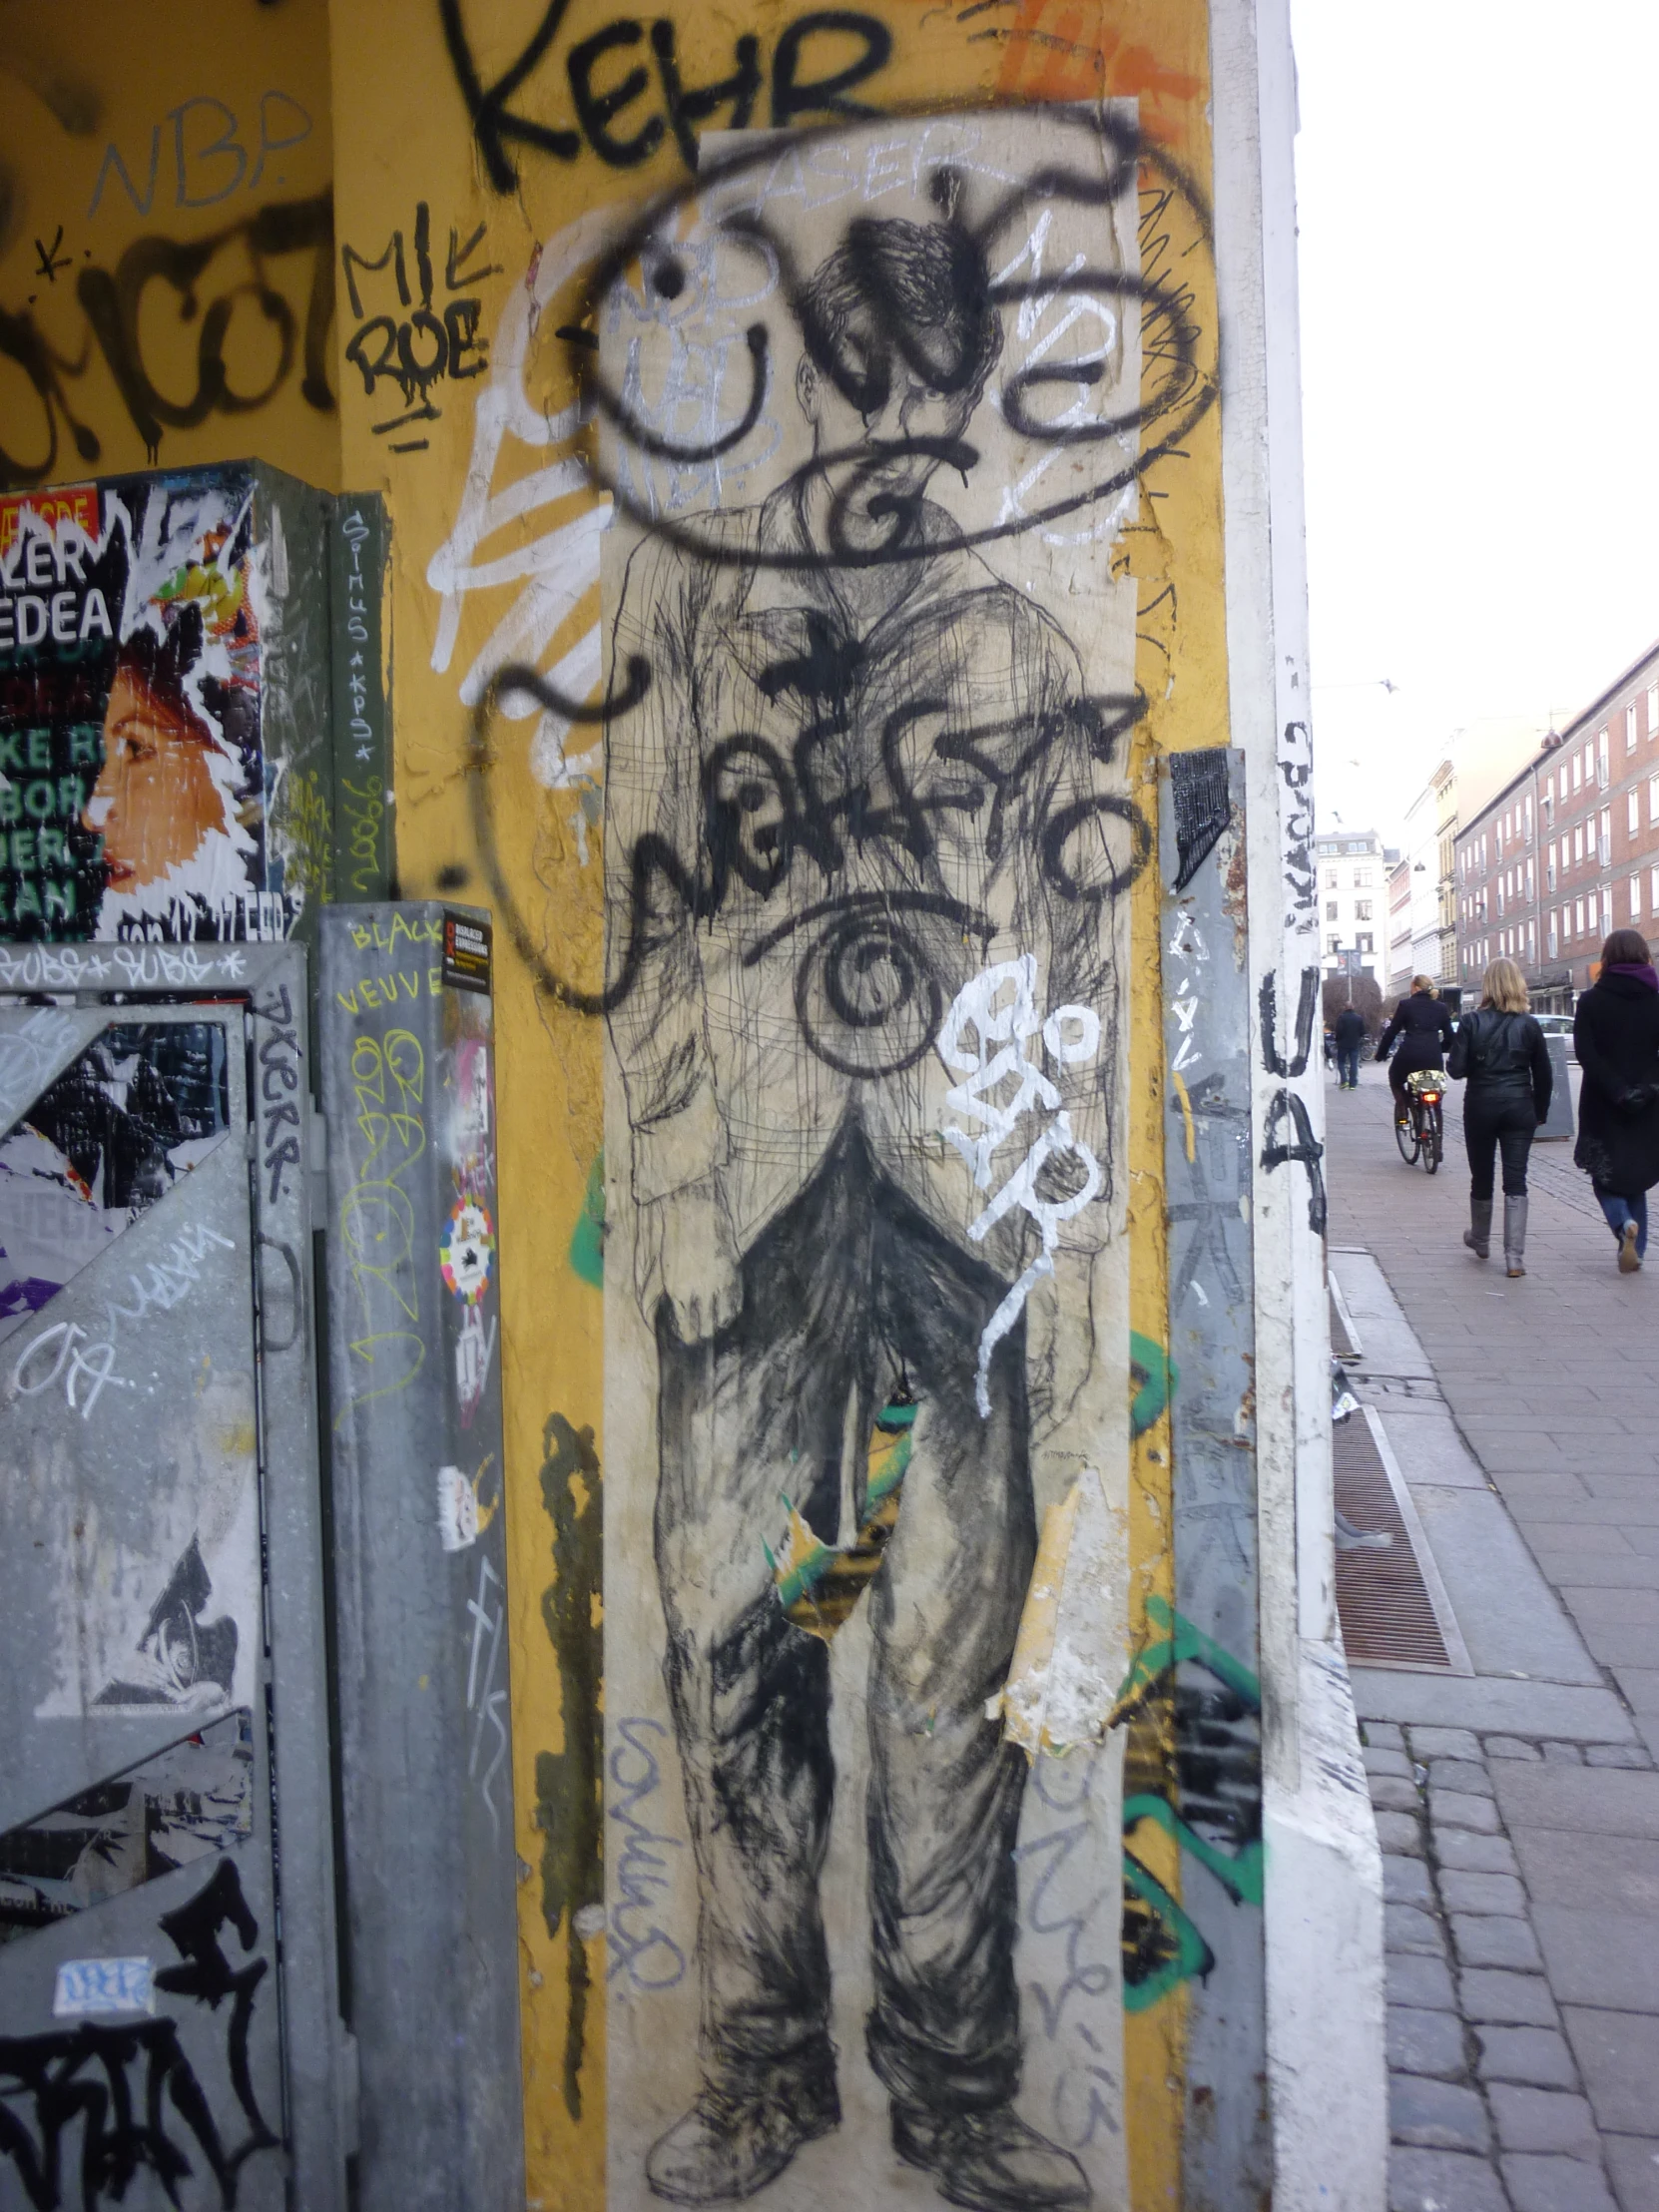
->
[1421,1103,1441,1174]
[1395,1104,1419,1165]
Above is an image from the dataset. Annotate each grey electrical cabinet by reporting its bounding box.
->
[318,904,524,2212]
[0,940,347,2212]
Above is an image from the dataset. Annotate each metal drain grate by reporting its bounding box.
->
[1330,1288,1361,1363]
[1334,1408,1466,1672]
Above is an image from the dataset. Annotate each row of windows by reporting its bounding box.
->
[1458,688,1659,880]
[1463,921,1537,970]
[1463,782,1659,905]
[1326,899,1375,920]
[1326,933,1375,954]
[1460,864,1659,968]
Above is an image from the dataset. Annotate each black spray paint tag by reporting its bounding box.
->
[442,911,492,994]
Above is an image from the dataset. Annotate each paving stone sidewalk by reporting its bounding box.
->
[1326,1067,1659,2212]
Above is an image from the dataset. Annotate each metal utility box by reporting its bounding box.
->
[0,940,346,2212]
[1537,1032,1576,1140]
[319,903,524,2212]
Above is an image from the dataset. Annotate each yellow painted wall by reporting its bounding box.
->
[4,3,1232,2202]
[0,0,337,491]
[321,5,1228,2204]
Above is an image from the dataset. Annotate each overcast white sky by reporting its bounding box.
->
[1290,0,1659,843]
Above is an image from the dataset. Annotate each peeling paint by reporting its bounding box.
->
[989,1466,1122,1758]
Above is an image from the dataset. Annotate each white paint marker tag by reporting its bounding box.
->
[54,1956,155,2017]
[438,1464,478,1552]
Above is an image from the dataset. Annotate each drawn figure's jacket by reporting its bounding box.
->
[603,485,1125,1272]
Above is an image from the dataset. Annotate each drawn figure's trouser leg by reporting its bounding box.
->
[863,1181,1037,2116]
[653,1134,879,2105]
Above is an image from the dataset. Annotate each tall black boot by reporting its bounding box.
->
[1463,1199,1492,1260]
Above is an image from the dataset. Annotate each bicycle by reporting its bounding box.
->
[1395,1065,1445,1174]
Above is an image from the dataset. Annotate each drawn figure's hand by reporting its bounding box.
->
[1026,1250,1097,1444]
[635,1182,744,1341]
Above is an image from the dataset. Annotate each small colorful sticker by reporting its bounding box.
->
[440,1199,494,1304]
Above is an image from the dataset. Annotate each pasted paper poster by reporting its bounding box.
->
[599,109,1145,2212]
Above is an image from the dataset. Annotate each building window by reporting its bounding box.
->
[1575,824,1585,862]
[1633,875,1644,920]
[1601,808,1612,865]
[1649,681,1659,736]
[1604,886,1614,933]
[1357,933,1374,953]
[1353,868,1372,887]
[1572,754,1583,793]
[1631,791,1642,836]
[1650,864,1659,912]
[1576,898,1586,933]
[1355,900,1373,920]
[1324,868,1338,886]
[1629,706,1639,752]
[1327,935,1341,954]
[1326,899,1338,919]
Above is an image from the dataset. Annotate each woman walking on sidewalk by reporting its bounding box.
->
[1573,927,1659,1273]
[1376,974,1454,1127]
[1447,957,1551,1277]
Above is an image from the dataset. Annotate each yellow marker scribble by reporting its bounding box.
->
[1171,1067,1196,1164]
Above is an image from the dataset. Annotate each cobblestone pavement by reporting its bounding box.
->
[1366,1720,1655,2212]
[1327,1066,1659,2212]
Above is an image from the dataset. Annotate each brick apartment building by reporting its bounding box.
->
[1455,640,1659,1006]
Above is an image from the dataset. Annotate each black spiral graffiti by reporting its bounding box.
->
[793,904,946,1078]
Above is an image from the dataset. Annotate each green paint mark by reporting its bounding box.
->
[1121,1850,1214,2010]
[569,1152,604,1288]
[534,1414,603,2120]
[1123,1792,1264,1910]
[1114,1592,1262,1719]
[1129,1331,1175,1439]
[1115,1594,1264,2008]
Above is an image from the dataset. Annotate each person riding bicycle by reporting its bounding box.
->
[1377,975,1455,1126]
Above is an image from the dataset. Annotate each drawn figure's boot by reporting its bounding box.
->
[1504,1197,1528,1279]
[892,2104,1091,2212]
[1462,1200,1492,1260]
[646,2076,840,2203]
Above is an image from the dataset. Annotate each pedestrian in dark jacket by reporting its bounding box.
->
[1573,927,1659,1273]
[1377,976,1455,1122]
[1447,957,1552,1277]
[1332,1004,1366,1089]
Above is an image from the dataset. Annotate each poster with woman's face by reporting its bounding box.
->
[0,471,287,943]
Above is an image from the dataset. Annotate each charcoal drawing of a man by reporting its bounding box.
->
[605,208,1126,2212]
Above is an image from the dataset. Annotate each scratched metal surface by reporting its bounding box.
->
[0,1004,283,2211]
[319,902,524,2212]
[0,941,347,2212]
[1159,753,1270,2206]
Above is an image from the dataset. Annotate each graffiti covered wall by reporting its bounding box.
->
[2,0,1282,2202]
[324,3,1233,2206]
[0,0,336,494]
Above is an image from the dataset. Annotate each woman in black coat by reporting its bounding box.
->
[1447,957,1552,1277]
[1573,926,1659,1272]
[1376,975,1455,1126]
